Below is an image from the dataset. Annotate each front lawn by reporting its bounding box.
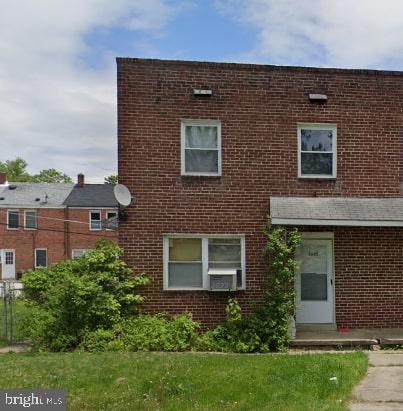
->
[0,351,367,410]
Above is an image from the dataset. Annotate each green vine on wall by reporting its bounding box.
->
[261,225,301,349]
[197,225,301,353]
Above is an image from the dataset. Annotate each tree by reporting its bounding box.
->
[0,157,72,183]
[104,175,118,185]
[0,158,31,182]
[32,169,72,183]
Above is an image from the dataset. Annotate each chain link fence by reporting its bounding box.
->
[1,281,23,344]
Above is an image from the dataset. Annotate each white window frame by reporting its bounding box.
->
[7,209,19,230]
[72,249,88,259]
[24,210,37,230]
[163,234,246,291]
[297,123,337,179]
[35,248,47,268]
[89,210,102,231]
[181,119,222,176]
[105,210,118,231]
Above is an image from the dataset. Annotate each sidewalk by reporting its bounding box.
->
[350,351,403,410]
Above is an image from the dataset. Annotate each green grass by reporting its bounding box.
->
[0,351,367,411]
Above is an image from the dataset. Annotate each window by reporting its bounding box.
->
[35,249,47,268]
[163,235,245,290]
[106,211,118,230]
[181,120,221,176]
[72,249,87,259]
[7,210,19,229]
[5,251,14,265]
[298,124,337,178]
[24,210,37,229]
[89,211,101,230]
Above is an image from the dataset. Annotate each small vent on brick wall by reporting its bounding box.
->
[309,93,327,102]
[193,88,212,97]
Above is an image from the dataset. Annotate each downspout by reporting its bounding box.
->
[64,206,70,260]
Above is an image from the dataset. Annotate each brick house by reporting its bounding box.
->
[0,172,118,279]
[117,57,403,329]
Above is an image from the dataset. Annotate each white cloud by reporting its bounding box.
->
[216,0,403,68]
[0,0,176,181]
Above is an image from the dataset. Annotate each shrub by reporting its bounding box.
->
[82,313,199,352]
[20,240,150,351]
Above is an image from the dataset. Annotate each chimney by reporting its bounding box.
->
[0,172,7,185]
[77,173,85,188]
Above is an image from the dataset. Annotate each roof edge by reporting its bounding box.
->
[116,57,403,77]
[271,218,403,227]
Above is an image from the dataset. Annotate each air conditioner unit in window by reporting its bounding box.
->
[208,269,237,291]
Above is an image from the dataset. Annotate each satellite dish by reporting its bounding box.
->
[113,184,133,208]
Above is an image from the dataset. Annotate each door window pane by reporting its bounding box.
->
[301,273,327,301]
[299,244,327,273]
[5,252,13,265]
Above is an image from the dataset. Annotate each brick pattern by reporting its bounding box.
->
[0,208,118,277]
[117,58,403,328]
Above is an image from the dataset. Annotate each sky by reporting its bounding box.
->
[1,0,403,183]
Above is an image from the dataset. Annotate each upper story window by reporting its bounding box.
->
[24,210,37,230]
[181,120,221,176]
[106,211,118,230]
[298,124,337,178]
[163,235,245,290]
[89,210,101,230]
[7,210,19,230]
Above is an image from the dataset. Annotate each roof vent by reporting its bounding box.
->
[8,185,17,190]
[0,197,4,200]
[35,198,40,202]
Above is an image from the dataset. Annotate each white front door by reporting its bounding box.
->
[296,239,334,324]
[2,250,16,280]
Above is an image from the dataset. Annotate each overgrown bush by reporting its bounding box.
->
[82,313,199,352]
[196,227,301,353]
[20,240,150,351]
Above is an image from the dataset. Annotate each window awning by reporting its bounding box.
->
[270,197,403,227]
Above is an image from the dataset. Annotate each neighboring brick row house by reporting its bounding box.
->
[117,57,403,329]
[0,172,118,279]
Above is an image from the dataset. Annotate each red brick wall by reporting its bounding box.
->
[117,58,403,328]
[335,227,403,328]
[0,207,118,277]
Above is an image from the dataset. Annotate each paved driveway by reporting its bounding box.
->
[350,352,403,410]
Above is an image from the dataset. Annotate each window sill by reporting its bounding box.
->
[163,288,246,292]
[298,176,337,180]
[181,173,222,178]
[6,228,19,231]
